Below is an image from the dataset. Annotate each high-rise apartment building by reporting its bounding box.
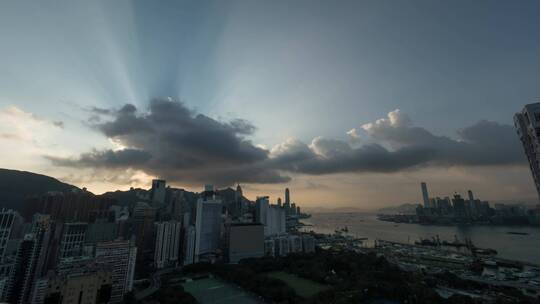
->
[288,235,302,253]
[8,232,47,304]
[515,102,540,199]
[183,225,196,265]
[95,240,137,303]
[59,222,87,259]
[266,205,286,236]
[153,221,181,269]
[0,209,22,262]
[274,236,289,257]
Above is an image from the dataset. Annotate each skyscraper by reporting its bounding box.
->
[194,196,222,262]
[266,205,286,236]
[515,102,540,199]
[232,184,244,219]
[284,188,291,215]
[255,196,269,226]
[8,235,36,304]
[169,189,187,220]
[151,179,167,207]
[421,182,430,208]
[452,194,467,219]
[467,190,474,202]
[132,202,156,262]
[8,232,47,304]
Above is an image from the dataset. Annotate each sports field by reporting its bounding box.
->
[182,277,262,304]
[266,271,330,298]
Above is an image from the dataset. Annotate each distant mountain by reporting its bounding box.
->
[304,206,369,214]
[377,203,420,215]
[0,168,256,214]
[0,168,80,211]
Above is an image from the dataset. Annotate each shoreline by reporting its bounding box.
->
[300,213,540,265]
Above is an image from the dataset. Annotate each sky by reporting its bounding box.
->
[0,0,539,209]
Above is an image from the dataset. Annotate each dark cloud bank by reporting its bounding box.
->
[46,99,525,186]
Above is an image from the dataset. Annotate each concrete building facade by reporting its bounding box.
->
[515,102,540,200]
[95,240,136,303]
[153,221,181,269]
[194,197,222,261]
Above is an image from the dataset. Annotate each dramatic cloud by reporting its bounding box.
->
[270,139,434,174]
[357,110,525,166]
[50,98,287,185]
[270,109,525,175]
[48,101,526,186]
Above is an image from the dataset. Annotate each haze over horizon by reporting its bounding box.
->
[1,0,539,208]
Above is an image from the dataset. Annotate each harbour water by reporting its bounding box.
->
[301,212,540,265]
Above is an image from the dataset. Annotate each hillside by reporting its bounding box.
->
[0,168,253,213]
[0,168,79,211]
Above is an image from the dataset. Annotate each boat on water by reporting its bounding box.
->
[414,235,498,256]
[334,226,350,235]
[473,248,498,256]
[507,231,529,236]
[441,240,467,248]
[415,238,438,246]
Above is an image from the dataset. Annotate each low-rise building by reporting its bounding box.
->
[301,235,316,253]
[274,236,289,257]
[226,223,264,263]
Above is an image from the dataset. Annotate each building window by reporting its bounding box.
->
[535,112,540,122]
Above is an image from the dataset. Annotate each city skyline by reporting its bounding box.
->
[1,1,540,208]
[1,2,540,302]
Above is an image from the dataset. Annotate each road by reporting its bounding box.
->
[135,267,180,300]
